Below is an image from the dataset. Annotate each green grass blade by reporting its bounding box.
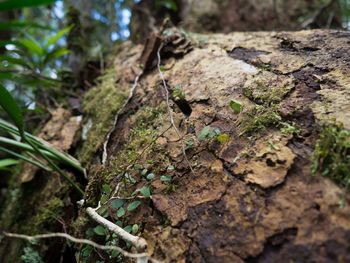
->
[43,47,70,65]
[0,84,24,135]
[44,25,73,49]
[0,0,55,11]
[0,146,51,171]
[0,118,85,174]
[18,38,43,56]
[0,136,59,161]
[0,158,18,169]
[0,21,51,31]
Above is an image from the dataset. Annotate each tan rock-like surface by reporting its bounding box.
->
[99,29,350,262]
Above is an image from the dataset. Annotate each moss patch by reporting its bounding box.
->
[104,104,167,182]
[33,197,64,229]
[239,72,296,136]
[239,105,282,136]
[243,72,294,105]
[83,104,167,205]
[79,69,128,165]
[312,122,350,189]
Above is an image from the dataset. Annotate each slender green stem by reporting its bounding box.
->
[0,146,51,171]
[24,137,84,196]
[0,136,58,160]
[0,119,85,174]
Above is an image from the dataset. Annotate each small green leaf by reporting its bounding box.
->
[0,84,24,135]
[0,55,31,69]
[111,199,124,209]
[167,165,175,171]
[93,225,106,236]
[217,133,230,143]
[0,158,18,169]
[159,65,165,72]
[198,126,211,141]
[212,127,221,136]
[141,169,148,176]
[111,249,120,258]
[123,225,132,233]
[139,186,151,198]
[0,21,51,31]
[18,38,43,56]
[185,138,194,150]
[132,224,139,234]
[229,100,242,114]
[43,47,70,65]
[102,184,111,195]
[85,228,94,238]
[146,173,155,180]
[0,0,55,11]
[116,207,125,218]
[160,175,172,182]
[127,200,141,212]
[45,25,73,49]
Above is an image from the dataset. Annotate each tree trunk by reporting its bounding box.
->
[1,29,350,262]
[130,0,343,43]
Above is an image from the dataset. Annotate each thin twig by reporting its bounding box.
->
[86,207,147,251]
[3,232,147,260]
[156,46,195,174]
[102,71,143,165]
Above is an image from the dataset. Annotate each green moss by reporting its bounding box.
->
[243,78,293,105]
[239,105,282,136]
[79,69,128,164]
[83,104,167,206]
[239,73,295,136]
[104,105,167,181]
[21,247,44,263]
[33,197,64,230]
[312,123,350,188]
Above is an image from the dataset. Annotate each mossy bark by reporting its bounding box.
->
[1,30,350,262]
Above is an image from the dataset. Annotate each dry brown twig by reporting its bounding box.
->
[156,45,195,174]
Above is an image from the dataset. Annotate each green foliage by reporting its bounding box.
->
[172,84,185,100]
[312,123,350,189]
[21,247,44,263]
[155,0,178,11]
[198,126,221,141]
[0,25,72,90]
[160,175,172,182]
[111,199,125,209]
[93,225,107,236]
[0,84,24,135]
[0,158,18,170]
[0,86,84,195]
[229,100,242,114]
[239,105,282,136]
[117,207,126,218]
[127,200,141,212]
[217,133,230,143]
[0,0,54,11]
[146,173,155,180]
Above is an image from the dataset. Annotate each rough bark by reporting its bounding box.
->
[1,29,350,262]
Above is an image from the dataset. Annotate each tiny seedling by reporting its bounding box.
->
[198,126,221,141]
[160,175,172,182]
[127,200,141,212]
[229,99,242,114]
